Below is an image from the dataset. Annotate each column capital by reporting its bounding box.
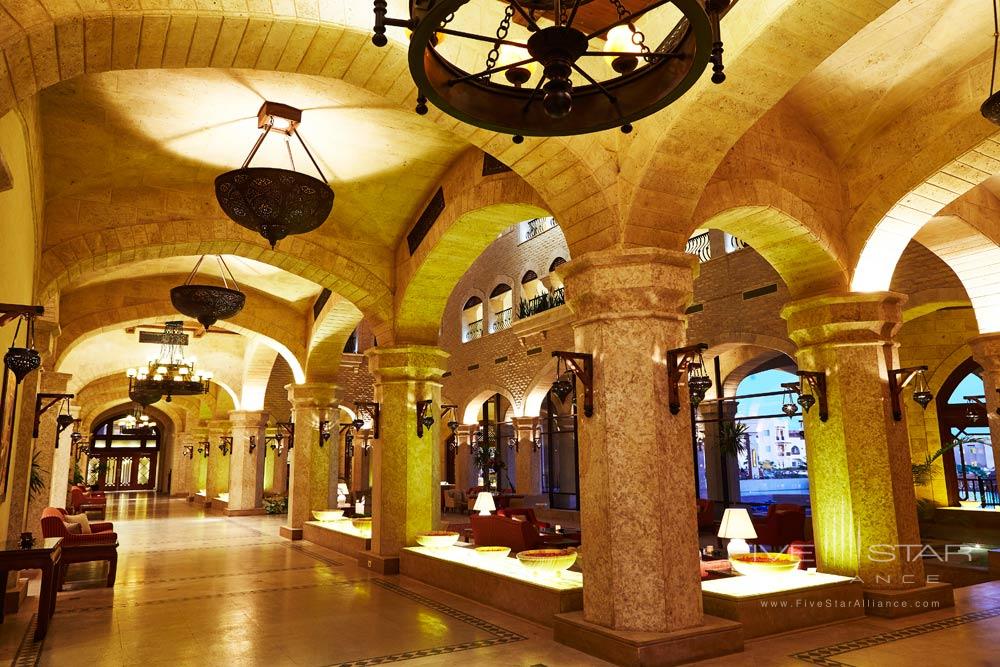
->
[285,382,338,408]
[511,416,539,433]
[366,345,449,382]
[228,410,269,428]
[560,248,696,326]
[39,370,72,393]
[782,291,907,350]
[208,418,231,432]
[969,333,1000,373]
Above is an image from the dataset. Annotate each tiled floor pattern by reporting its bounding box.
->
[2,495,1000,666]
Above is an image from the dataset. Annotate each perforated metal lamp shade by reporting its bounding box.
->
[170,285,246,330]
[215,167,334,248]
[4,347,41,383]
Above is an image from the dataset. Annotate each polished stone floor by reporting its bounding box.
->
[1,495,998,666]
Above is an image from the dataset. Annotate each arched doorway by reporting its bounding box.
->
[474,394,516,493]
[540,385,579,510]
[87,412,161,491]
[937,359,997,507]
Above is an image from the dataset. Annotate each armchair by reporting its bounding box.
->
[496,507,550,530]
[751,503,805,551]
[51,507,114,534]
[470,514,546,554]
[70,486,107,517]
[41,507,118,589]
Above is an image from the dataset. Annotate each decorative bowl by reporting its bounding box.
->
[475,546,511,559]
[311,509,344,522]
[415,531,460,548]
[516,548,577,574]
[351,517,372,538]
[729,552,801,576]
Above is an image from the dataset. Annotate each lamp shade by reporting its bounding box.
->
[718,508,757,540]
[473,491,496,515]
[337,483,349,496]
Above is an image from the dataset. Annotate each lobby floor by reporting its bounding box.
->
[1,495,998,666]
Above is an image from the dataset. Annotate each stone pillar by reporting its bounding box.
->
[205,419,230,503]
[269,432,289,495]
[561,248,703,633]
[49,404,77,510]
[454,425,477,492]
[366,346,449,560]
[171,432,196,498]
[512,417,542,495]
[969,334,1000,470]
[26,371,72,532]
[351,430,369,494]
[281,383,337,539]
[227,411,268,514]
[783,293,930,592]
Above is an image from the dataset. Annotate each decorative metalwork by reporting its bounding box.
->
[685,231,711,262]
[983,0,1000,125]
[170,256,246,331]
[126,321,212,403]
[33,392,74,438]
[888,365,933,421]
[372,0,731,139]
[416,399,435,437]
[183,445,195,459]
[121,403,157,435]
[219,436,232,456]
[215,102,334,248]
[519,287,566,319]
[319,420,332,447]
[197,440,210,458]
[2,304,44,384]
[780,371,828,422]
[551,351,594,417]
[356,401,381,439]
[667,343,710,415]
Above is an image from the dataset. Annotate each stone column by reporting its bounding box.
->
[561,248,703,633]
[205,419,231,503]
[269,431,289,495]
[969,334,1000,470]
[512,417,542,495]
[366,346,449,561]
[351,429,370,494]
[26,371,72,532]
[49,405,77,510]
[454,425,477,492]
[783,293,930,592]
[227,411,268,514]
[171,432,196,498]
[281,383,337,539]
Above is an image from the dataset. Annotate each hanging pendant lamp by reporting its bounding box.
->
[3,314,41,384]
[215,102,334,248]
[170,256,246,331]
[983,0,1000,124]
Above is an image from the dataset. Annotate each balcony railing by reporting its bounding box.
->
[464,319,483,342]
[726,233,748,254]
[520,217,557,243]
[491,308,513,332]
[685,232,711,262]
[519,287,566,320]
[957,476,1000,508]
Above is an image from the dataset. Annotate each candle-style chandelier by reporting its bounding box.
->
[121,404,157,435]
[372,0,731,139]
[125,321,212,403]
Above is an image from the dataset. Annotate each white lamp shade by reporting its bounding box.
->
[718,508,757,540]
[337,483,349,495]
[473,491,496,515]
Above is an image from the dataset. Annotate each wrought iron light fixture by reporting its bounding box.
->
[121,404,157,435]
[183,445,195,459]
[219,436,233,456]
[416,399,435,437]
[355,401,381,439]
[373,0,731,139]
[319,420,332,447]
[215,102,334,248]
[780,385,798,417]
[198,440,211,458]
[888,365,933,421]
[667,343,711,414]
[983,0,1000,124]
[780,371,829,423]
[170,256,246,331]
[249,435,258,454]
[126,321,212,403]
[2,304,44,384]
[551,351,594,416]
[34,392,75,438]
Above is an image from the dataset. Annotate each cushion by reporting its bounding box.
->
[510,515,527,522]
[62,521,82,535]
[65,513,92,534]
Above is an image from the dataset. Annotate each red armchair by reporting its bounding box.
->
[70,486,107,516]
[41,507,118,588]
[470,515,547,554]
[696,499,715,532]
[751,503,805,551]
[496,507,550,530]
[50,507,114,534]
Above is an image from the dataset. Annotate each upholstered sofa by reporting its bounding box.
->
[751,503,806,550]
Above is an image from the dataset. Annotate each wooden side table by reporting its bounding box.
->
[0,537,62,640]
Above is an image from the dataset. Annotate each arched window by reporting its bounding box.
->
[936,359,995,507]
[343,328,359,354]
[489,285,513,333]
[549,257,567,272]
[520,270,547,307]
[87,412,162,491]
[548,257,568,294]
[462,297,484,342]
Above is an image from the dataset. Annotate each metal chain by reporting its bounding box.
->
[486,4,516,73]
[607,0,650,56]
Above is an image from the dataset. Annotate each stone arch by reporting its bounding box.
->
[460,386,519,425]
[693,180,849,296]
[716,345,797,399]
[523,357,559,418]
[242,339,279,412]
[76,374,202,434]
[394,150,549,344]
[306,294,364,383]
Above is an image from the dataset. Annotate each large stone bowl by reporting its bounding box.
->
[311,509,344,522]
[729,552,801,576]
[415,531,460,548]
[475,546,511,560]
[516,548,577,575]
[351,517,373,538]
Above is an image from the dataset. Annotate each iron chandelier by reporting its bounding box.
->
[170,256,246,331]
[125,321,212,403]
[373,0,730,139]
[215,102,334,248]
[121,404,157,435]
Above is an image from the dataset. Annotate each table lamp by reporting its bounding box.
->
[718,508,756,557]
[473,491,496,516]
[337,482,349,505]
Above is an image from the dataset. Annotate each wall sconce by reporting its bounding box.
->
[416,399,435,437]
[888,365,932,421]
[355,401,380,439]
[248,435,258,454]
[551,351,594,417]
[275,421,294,450]
[70,427,82,445]
[53,398,76,449]
[319,420,332,447]
[34,392,75,438]
[265,429,286,455]
[779,371,829,422]
[198,440,210,457]
[183,445,195,459]
[219,435,232,456]
[1,304,44,384]
[667,343,710,415]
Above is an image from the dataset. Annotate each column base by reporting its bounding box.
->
[279,526,303,540]
[224,508,267,517]
[359,550,400,575]
[4,577,28,614]
[553,611,743,667]
[862,582,955,618]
